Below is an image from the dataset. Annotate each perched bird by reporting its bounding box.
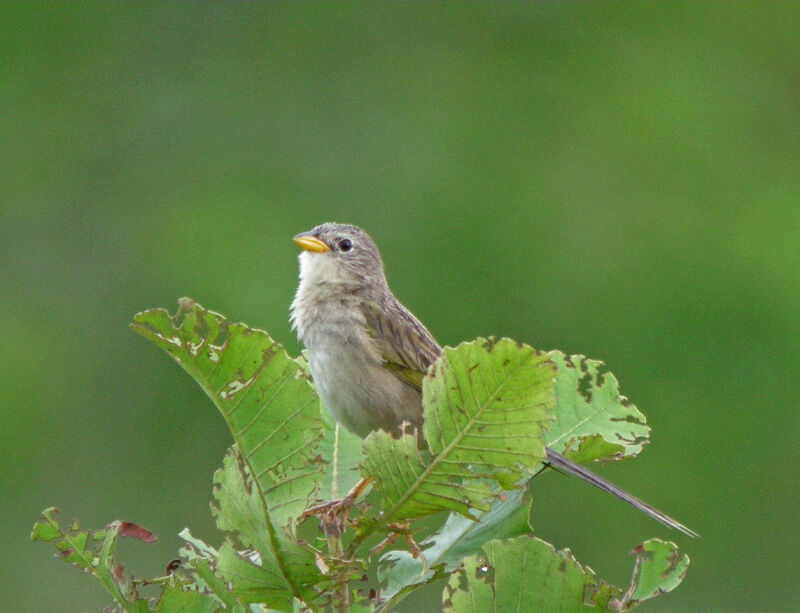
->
[291,222,696,537]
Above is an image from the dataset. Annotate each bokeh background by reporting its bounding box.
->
[3,3,798,611]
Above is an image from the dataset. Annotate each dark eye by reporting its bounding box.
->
[338,238,353,252]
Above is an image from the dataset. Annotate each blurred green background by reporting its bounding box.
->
[3,2,798,611]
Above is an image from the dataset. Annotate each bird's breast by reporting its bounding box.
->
[293,302,421,438]
[291,286,423,438]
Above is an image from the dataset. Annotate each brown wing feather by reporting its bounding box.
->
[362,298,441,392]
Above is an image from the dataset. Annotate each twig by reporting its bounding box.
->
[320,511,350,613]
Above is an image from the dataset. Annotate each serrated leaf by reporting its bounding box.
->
[211,447,319,601]
[613,539,690,609]
[362,338,554,522]
[178,528,219,559]
[131,299,323,511]
[443,535,618,612]
[32,508,94,570]
[30,507,62,541]
[132,299,324,604]
[156,586,222,613]
[378,489,532,604]
[547,351,650,463]
[178,530,288,612]
[216,541,295,608]
[443,535,689,612]
[362,430,495,520]
[178,530,243,611]
[32,508,156,610]
[425,339,555,486]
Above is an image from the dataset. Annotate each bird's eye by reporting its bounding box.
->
[338,238,353,252]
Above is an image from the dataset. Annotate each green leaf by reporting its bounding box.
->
[178,527,220,560]
[216,540,294,607]
[443,535,616,612]
[614,539,690,609]
[178,529,243,611]
[442,535,689,612]
[362,338,554,522]
[30,507,62,541]
[378,489,532,604]
[546,351,650,463]
[132,299,323,515]
[317,404,364,501]
[425,339,556,487]
[178,528,299,612]
[132,299,324,604]
[362,430,494,520]
[263,600,313,613]
[211,447,319,602]
[32,508,94,571]
[32,508,157,612]
[156,586,222,613]
[347,592,377,613]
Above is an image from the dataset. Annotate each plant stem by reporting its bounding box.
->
[321,513,350,613]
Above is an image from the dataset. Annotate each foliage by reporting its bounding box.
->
[362,339,554,522]
[442,536,688,612]
[545,351,650,462]
[34,300,690,611]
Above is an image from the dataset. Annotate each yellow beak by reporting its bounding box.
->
[293,232,331,253]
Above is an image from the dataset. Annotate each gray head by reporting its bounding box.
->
[293,223,388,294]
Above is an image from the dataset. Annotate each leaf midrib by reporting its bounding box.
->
[134,310,310,605]
[383,348,534,522]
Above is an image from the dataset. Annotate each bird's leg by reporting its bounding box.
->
[302,477,374,520]
[368,522,426,570]
[368,531,401,560]
[403,531,424,562]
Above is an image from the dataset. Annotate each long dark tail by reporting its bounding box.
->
[545,448,698,538]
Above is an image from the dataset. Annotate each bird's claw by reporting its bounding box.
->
[301,496,354,521]
[368,532,400,559]
[368,522,426,569]
[403,532,424,562]
[301,477,373,521]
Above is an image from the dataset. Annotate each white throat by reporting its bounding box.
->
[291,252,358,340]
[297,251,345,288]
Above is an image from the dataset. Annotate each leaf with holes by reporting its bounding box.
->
[614,539,690,609]
[362,430,495,520]
[178,529,249,611]
[156,586,223,613]
[131,298,323,605]
[32,508,157,610]
[362,338,554,522]
[546,351,650,463]
[442,535,689,612]
[211,447,322,609]
[378,488,532,605]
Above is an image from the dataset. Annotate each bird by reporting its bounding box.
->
[290,222,696,537]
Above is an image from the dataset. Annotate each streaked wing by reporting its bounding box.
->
[362,298,441,392]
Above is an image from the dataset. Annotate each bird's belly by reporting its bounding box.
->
[307,343,422,439]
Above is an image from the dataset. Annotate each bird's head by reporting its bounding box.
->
[293,223,388,293]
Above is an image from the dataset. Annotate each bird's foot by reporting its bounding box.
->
[369,522,426,568]
[368,530,400,559]
[301,477,373,521]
